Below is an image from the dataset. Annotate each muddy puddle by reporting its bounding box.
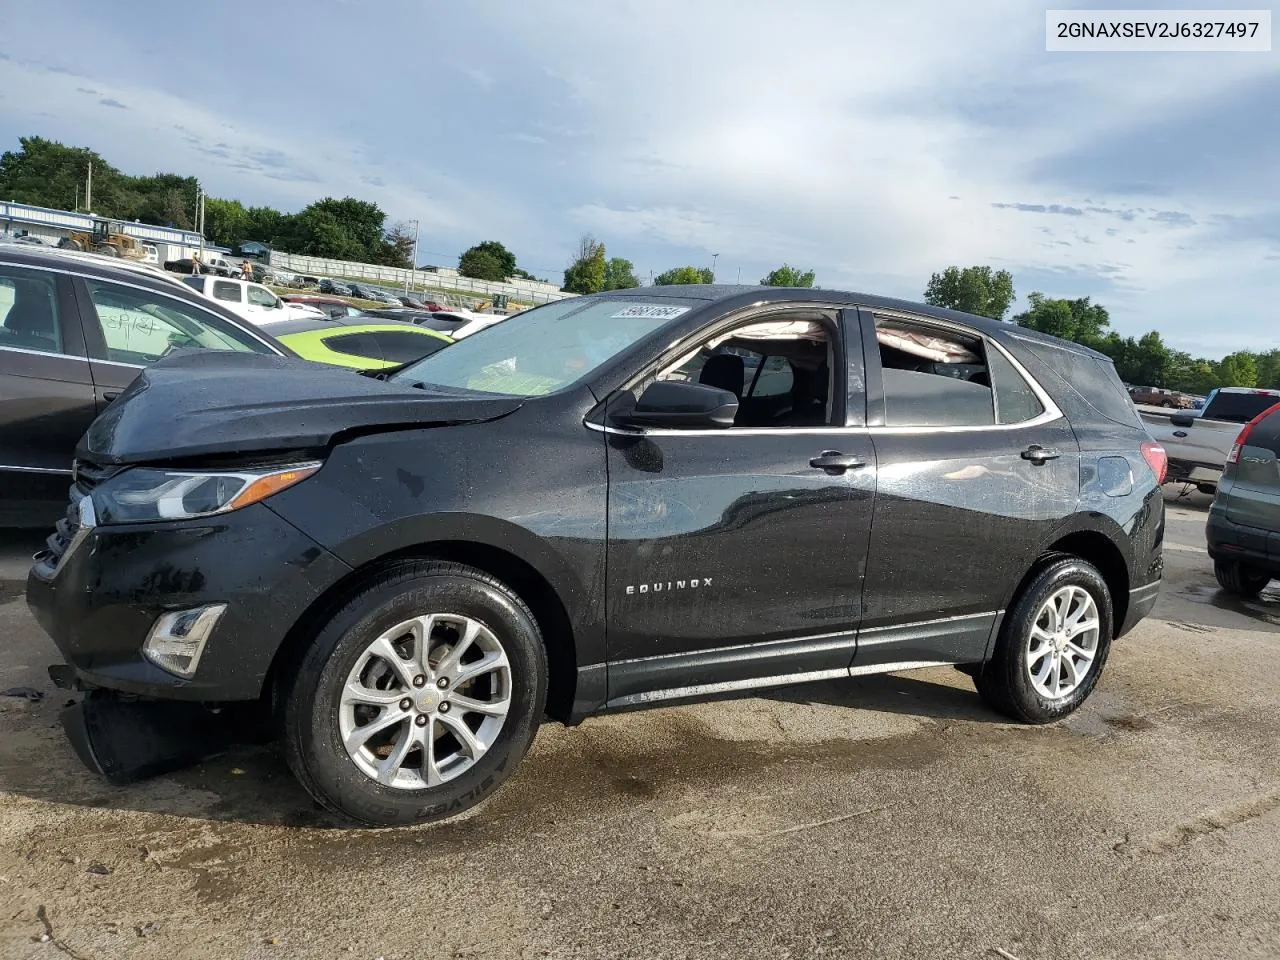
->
[1178,582,1280,629]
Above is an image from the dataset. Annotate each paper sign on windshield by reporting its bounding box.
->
[610,305,691,320]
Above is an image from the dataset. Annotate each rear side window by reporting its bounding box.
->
[211,281,241,303]
[875,317,995,427]
[1014,338,1139,428]
[0,265,63,355]
[366,331,449,363]
[987,346,1045,424]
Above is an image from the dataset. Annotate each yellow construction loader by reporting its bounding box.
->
[57,218,146,260]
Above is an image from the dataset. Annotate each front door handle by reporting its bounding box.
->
[1021,444,1061,464]
[810,451,866,474]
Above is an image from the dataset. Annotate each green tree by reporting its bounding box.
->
[924,265,1015,320]
[603,256,639,291]
[760,264,816,287]
[459,240,518,280]
[654,265,714,285]
[372,222,416,268]
[203,197,252,248]
[1253,349,1280,389]
[1013,292,1111,346]
[1217,351,1258,388]
[562,235,607,294]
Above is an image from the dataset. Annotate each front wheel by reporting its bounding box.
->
[975,558,1113,724]
[282,561,547,826]
[1214,560,1270,598]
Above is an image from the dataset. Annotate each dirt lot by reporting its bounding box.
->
[2,489,1279,960]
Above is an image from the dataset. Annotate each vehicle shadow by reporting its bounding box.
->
[762,669,998,723]
[0,669,1000,831]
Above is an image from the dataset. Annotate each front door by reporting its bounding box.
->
[0,263,94,526]
[73,276,280,411]
[602,308,877,707]
[855,309,1080,670]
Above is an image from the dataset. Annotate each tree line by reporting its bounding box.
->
[558,233,816,293]
[924,265,1267,393]
[1,136,415,268]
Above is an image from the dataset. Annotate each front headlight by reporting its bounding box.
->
[93,462,322,524]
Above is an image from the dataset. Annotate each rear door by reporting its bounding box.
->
[0,261,94,525]
[855,309,1080,669]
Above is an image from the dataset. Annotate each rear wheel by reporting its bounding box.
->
[1214,560,1270,598]
[282,561,547,826]
[975,558,1113,724]
[93,244,120,257]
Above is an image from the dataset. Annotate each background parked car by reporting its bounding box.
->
[181,276,325,325]
[0,246,290,526]
[319,278,352,296]
[282,295,366,321]
[269,317,453,370]
[1207,400,1280,597]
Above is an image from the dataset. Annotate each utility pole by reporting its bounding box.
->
[737,266,742,283]
[711,253,719,277]
[406,219,420,294]
[74,184,79,212]
[85,160,92,212]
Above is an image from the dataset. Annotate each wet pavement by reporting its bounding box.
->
[1,489,1279,959]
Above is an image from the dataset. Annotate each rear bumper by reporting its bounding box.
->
[1206,510,1280,576]
[1119,581,1161,636]
[26,503,351,702]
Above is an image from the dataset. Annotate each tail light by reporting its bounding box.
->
[1140,441,1167,484]
[1227,402,1280,464]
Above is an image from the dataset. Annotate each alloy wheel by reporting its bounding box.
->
[1025,585,1100,700]
[338,614,511,789]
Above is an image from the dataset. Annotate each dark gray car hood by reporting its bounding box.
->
[79,352,523,465]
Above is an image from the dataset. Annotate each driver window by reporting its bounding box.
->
[84,280,274,365]
[655,315,836,428]
[246,284,278,308]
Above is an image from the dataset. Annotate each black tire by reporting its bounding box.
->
[975,557,1114,724]
[1214,559,1270,598]
[93,244,120,257]
[282,561,547,826]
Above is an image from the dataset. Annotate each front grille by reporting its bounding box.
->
[39,457,117,568]
[42,496,82,565]
[72,457,118,496]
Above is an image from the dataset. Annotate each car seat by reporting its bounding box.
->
[2,281,59,353]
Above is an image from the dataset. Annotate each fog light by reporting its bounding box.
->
[142,604,226,678]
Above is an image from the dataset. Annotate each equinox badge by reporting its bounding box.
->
[626,578,713,595]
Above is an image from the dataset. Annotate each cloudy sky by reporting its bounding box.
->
[1,0,1276,356]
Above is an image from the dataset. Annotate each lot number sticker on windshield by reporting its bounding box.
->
[610,305,691,320]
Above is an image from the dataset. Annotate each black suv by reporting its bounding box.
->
[27,286,1166,826]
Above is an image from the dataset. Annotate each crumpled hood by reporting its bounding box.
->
[80,351,523,465]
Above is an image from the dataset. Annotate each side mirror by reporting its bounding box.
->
[1169,413,1195,428]
[615,380,738,429]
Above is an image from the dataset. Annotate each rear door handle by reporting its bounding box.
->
[810,451,866,474]
[102,392,119,403]
[1021,444,1061,464]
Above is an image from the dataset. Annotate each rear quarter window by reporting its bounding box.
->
[1011,337,1140,428]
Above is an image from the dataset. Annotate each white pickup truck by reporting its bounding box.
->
[1141,386,1280,492]
[180,276,324,325]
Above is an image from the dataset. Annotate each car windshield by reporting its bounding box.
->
[389,297,697,396]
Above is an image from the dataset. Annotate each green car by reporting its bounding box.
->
[267,317,454,370]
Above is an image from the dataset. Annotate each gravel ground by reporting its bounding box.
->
[1,488,1278,960]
